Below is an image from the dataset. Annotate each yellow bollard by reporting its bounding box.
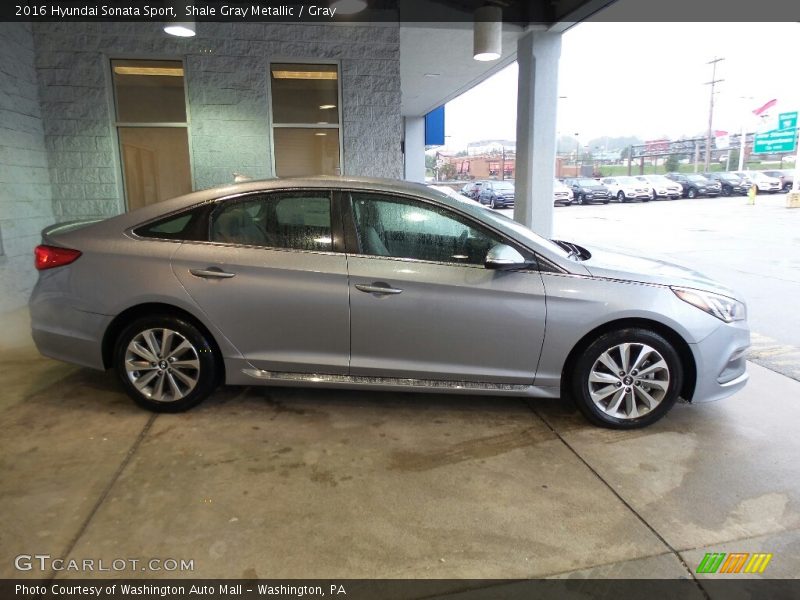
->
[747,184,757,205]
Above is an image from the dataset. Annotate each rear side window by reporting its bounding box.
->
[134,206,209,241]
[210,191,333,251]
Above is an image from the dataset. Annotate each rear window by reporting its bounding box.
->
[134,206,209,241]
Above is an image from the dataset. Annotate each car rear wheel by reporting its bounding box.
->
[114,315,219,412]
[569,328,683,429]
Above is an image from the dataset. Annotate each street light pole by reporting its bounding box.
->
[575,132,580,176]
[704,57,724,171]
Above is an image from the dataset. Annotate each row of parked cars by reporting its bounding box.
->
[458,169,794,209]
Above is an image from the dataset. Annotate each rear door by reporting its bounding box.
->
[171,189,350,374]
[343,190,546,384]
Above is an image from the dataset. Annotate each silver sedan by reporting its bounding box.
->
[29,177,750,429]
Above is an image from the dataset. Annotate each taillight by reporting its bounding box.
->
[34,245,82,270]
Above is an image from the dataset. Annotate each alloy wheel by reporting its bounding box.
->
[125,328,200,402]
[587,343,670,420]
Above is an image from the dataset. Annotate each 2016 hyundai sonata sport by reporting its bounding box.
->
[29,176,750,429]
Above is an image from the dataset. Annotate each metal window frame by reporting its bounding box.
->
[267,59,344,177]
[106,56,194,211]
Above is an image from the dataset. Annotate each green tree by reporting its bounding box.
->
[425,154,437,170]
[728,148,740,169]
[664,154,680,172]
[440,163,457,180]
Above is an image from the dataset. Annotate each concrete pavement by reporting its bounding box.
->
[1,307,799,589]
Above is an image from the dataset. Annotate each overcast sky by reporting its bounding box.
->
[443,22,800,151]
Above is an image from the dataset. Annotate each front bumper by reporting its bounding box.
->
[689,318,750,403]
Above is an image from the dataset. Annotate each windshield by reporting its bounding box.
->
[492,182,514,191]
[686,174,707,182]
[578,178,598,186]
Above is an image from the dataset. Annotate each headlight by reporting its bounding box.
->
[672,286,746,322]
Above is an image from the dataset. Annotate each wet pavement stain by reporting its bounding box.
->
[389,427,551,472]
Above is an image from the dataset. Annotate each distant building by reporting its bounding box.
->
[467,140,516,156]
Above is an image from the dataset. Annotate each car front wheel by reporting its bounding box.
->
[569,328,683,429]
[687,188,697,199]
[617,191,626,202]
[114,315,220,412]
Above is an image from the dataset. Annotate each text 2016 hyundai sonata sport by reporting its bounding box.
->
[29,177,750,429]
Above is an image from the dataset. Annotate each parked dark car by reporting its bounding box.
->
[460,181,486,200]
[702,172,747,196]
[665,173,721,198]
[478,180,515,209]
[762,170,794,192]
[564,178,611,205]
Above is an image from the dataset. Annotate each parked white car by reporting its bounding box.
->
[601,176,652,203]
[742,171,782,193]
[635,175,683,200]
[554,180,574,205]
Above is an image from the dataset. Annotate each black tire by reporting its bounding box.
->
[568,328,683,429]
[114,315,220,413]
[490,196,497,209]
[651,190,657,201]
[602,199,610,204]
[783,184,792,193]
[722,185,732,197]
[617,191,626,203]
[576,194,584,205]
[687,188,697,199]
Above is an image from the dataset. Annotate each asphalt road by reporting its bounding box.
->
[501,191,800,381]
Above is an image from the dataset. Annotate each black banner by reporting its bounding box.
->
[3,579,800,600]
[3,0,799,23]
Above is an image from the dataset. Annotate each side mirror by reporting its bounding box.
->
[485,244,530,270]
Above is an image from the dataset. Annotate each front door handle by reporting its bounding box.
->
[190,267,236,279]
[355,282,403,296]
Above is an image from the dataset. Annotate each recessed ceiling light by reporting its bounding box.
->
[424,73,441,78]
[315,132,327,136]
[319,104,336,109]
[329,0,367,15]
[114,66,185,77]
[163,23,196,37]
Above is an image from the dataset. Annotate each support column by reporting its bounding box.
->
[514,31,561,237]
[403,116,426,183]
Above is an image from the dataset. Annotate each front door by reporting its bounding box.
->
[344,191,546,384]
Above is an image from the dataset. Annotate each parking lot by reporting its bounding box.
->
[2,193,799,588]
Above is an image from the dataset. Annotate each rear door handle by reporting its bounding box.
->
[355,282,403,296]
[190,267,236,279]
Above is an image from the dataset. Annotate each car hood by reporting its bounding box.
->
[579,245,737,297]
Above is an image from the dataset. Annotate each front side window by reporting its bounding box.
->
[112,59,192,211]
[270,63,341,177]
[350,193,503,265]
[211,192,332,251]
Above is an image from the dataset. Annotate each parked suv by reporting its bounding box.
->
[478,180,515,209]
[665,173,721,198]
[553,179,574,206]
[703,172,747,196]
[460,181,486,200]
[635,175,683,200]
[564,178,611,205]
[762,170,794,192]
[601,176,652,202]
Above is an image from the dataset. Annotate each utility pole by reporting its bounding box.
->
[704,57,725,171]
